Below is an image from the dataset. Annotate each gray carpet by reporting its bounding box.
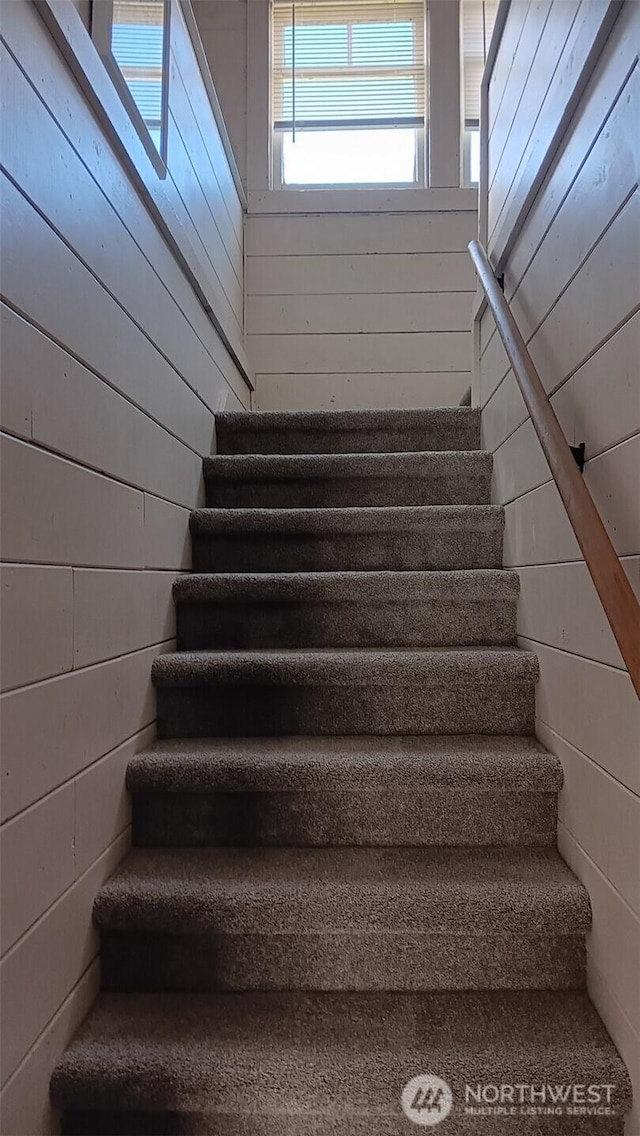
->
[51,408,630,1133]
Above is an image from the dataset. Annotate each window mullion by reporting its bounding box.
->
[428,0,461,187]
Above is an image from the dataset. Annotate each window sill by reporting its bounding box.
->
[247,186,479,214]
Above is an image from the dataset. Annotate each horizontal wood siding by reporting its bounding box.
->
[477,4,640,1131]
[0,1,247,1129]
[191,0,247,188]
[246,209,478,411]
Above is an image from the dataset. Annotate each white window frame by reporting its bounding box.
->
[91,0,171,176]
[270,0,429,191]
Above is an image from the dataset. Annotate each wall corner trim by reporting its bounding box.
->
[179,0,248,210]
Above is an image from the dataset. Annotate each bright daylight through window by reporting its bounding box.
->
[461,0,498,183]
[272,0,427,187]
[92,0,169,162]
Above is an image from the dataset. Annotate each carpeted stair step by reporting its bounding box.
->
[51,990,631,1134]
[174,569,519,649]
[203,451,492,508]
[94,845,589,992]
[190,504,505,573]
[127,734,562,848]
[152,648,538,738]
[216,406,481,454]
[57,1114,629,1136]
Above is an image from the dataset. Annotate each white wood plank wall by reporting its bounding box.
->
[246,209,478,410]
[191,0,247,188]
[477,5,640,1131]
[0,2,248,1130]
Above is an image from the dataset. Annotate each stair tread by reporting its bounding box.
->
[94,846,589,934]
[152,647,538,686]
[190,503,504,534]
[51,990,631,1116]
[173,568,519,603]
[218,407,480,430]
[204,450,491,479]
[127,734,562,793]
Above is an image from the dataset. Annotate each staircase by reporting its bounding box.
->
[51,408,630,1134]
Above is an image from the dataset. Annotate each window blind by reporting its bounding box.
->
[272,0,426,132]
[461,0,498,126]
[110,0,165,129]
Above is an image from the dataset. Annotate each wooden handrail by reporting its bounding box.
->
[469,239,640,699]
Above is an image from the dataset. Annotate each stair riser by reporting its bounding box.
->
[176,599,518,649]
[218,427,480,455]
[192,531,504,573]
[156,679,535,738]
[100,932,585,993]
[205,473,491,509]
[132,790,558,847]
[217,422,481,456]
[61,1112,626,1135]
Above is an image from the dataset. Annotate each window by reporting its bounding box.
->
[461,0,498,184]
[92,0,170,169]
[272,0,427,187]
